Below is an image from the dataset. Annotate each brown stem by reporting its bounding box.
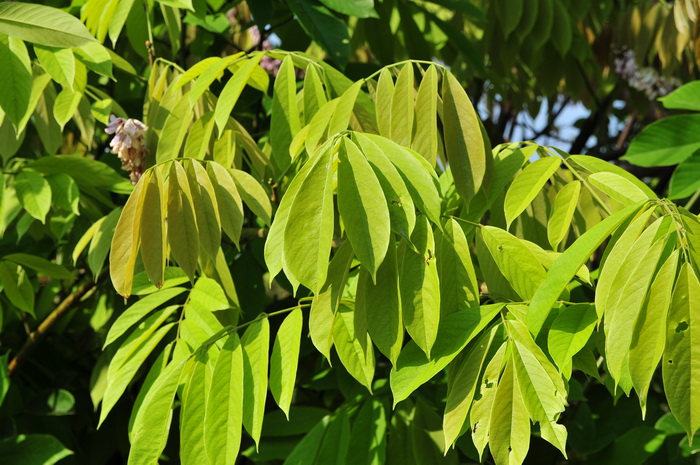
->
[7,279,95,377]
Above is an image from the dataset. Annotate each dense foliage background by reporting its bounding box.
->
[1,1,700,464]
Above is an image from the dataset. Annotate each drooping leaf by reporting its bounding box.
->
[34,45,75,90]
[333,303,375,392]
[390,62,414,147]
[139,170,166,288]
[309,239,354,360]
[3,253,72,279]
[241,318,270,448]
[359,242,403,364]
[110,175,148,297]
[283,145,335,293]
[659,81,700,111]
[488,357,530,465]
[270,56,302,176]
[400,217,440,357]
[128,359,187,465]
[504,155,561,228]
[286,0,350,66]
[347,399,386,465]
[180,355,208,465]
[587,172,650,205]
[0,261,34,315]
[436,218,479,316]
[442,70,486,204]
[443,325,500,449]
[207,162,244,247]
[215,52,265,133]
[337,139,390,278]
[0,434,72,465]
[663,262,700,442]
[374,68,394,139]
[630,250,678,415]
[669,151,700,199]
[167,162,199,280]
[230,169,272,226]
[270,308,303,418]
[412,65,438,166]
[205,333,244,465]
[470,341,507,458]
[547,180,581,250]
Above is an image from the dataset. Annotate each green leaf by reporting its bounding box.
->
[390,303,503,405]
[241,318,270,448]
[547,180,581,250]
[443,325,500,449]
[347,399,386,465]
[315,410,351,464]
[107,0,135,45]
[374,68,393,139]
[303,64,327,123]
[319,0,377,17]
[400,217,440,357]
[0,434,72,465]
[53,86,82,130]
[622,114,700,167]
[187,161,222,261]
[140,170,166,287]
[284,145,335,293]
[74,43,113,79]
[630,250,678,415]
[156,97,194,163]
[605,222,669,385]
[3,253,72,279]
[390,62,414,147]
[669,151,700,199]
[470,341,507,459]
[480,225,547,300]
[183,111,215,160]
[436,219,479,317]
[495,0,523,36]
[547,304,596,375]
[15,170,51,223]
[286,0,350,66]
[87,207,121,277]
[309,239,354,360]
[104,287,187,348]
[659,81,700,111]
[207,162,244,247]
[215,52,265,133]
[663,262,700,442]
[283,416,328,465]
[110,174,147,297]
[328,80,362,137]
[358,133,442,226]
[550,1,572,56]
[488,357,530,465]
[100,313,177,427]
[353,132,416,240]
[29,154,132,194]
[0,36,31,131]
[0,2,96,48]
[205,333,243,464]
[46,173,79,215]
[180,355,208,465]
[588,172,650,205]
[270,308,303,418]
[338,139,390,278]
[333,303,375,392]
[128,359,187,465]
[504,155,561,228]
[412,65,438,166]
[34,45,75,91]
[270,56,302,176]
[0,261,34,315]
[442,70,486,204]
[358,242,403,364]
[527,202,644,337]
[188,54,242,106]
[167,162,199,280]
[230,169,272,226]
[567,154,657,199]
[595,206,656,318]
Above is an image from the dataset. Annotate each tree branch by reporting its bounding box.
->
[8,279,95,377]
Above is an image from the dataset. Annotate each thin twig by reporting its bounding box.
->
[8,279,96,377]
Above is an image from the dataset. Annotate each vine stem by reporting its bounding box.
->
[8,279,96,377]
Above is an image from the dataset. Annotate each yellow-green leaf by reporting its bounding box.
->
[270,308,303,418]
[412,65,438,166]
[242,318,270,448]
[333,303,375,392]
[390,63,414,146]
[140,169,166,288]
[167,162,199,280]
[110,175,147,297]
[547,180,581,250]
[504,155,561,228]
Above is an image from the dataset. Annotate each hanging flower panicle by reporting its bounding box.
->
[105,115,148,184]
[614,49,681,101]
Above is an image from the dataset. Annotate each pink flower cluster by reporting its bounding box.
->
[614,49,681,100]
[105,115,148,184]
